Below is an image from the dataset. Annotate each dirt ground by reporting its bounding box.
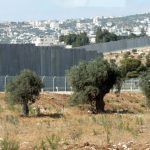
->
[0,92,149,150]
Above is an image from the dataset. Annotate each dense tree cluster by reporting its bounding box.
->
[96,28,119,43]
[59,32,89,47]
[96,28,147,44]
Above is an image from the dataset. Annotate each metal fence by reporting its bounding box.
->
[0,76,141,92]
[119,78,140,92]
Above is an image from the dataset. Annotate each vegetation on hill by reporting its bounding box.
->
[59,26,147,47]
[59,32,89,47]
[96,27,147,44]
[120,57,147,78]
[96,28,119,43]
[59,27,148,48]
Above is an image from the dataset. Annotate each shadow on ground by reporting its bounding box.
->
[20,113,64,119]
[37,113,64,118]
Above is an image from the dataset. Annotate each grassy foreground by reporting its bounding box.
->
[0,92,150,150]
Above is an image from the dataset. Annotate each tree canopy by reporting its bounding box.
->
[120,58,146,78]
[6,70,43,116]
[96,28,119,43]
[59,32,89,47]
[67,58,121,113]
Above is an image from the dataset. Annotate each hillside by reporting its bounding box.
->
[0,12,150,45]
[104,46,150,65]
[0,92,149,150]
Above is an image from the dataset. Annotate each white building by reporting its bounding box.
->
[93,16,101,26]
[29,21,42,28]
[50,21,59,30]
[76,22,82,29]
[106,22,113,27]
[61,29,70,35]
[88,34,96,43]
[133,27,141,35]
[32,36,59,46]
[65,45,72,49]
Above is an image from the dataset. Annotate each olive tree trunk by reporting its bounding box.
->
[96,95,105,113]
[22,102,29,116]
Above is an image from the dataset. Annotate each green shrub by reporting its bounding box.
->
[34,135,60,150]
[0,137,19,150]
[46,135,60,150]
[0,105,4,112]
[5,115,19,125]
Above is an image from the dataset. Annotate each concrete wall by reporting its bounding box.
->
[77,36,150,53]
[0,44,99,76]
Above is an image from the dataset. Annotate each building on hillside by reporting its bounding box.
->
[93,16,101,26]
[50,21,59,30]
[89,34,96,43]
[32,36,60,46]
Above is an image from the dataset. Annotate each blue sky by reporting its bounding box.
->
[0,0,150,21]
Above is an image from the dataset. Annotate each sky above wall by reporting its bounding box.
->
[0,0,150,21]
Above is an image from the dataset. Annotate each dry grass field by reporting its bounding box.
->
[0,92,150,150]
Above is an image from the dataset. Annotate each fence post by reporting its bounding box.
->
[131,79,133,92]
[4,75,8,92]
[41,76,45,93]
[138,79,140,91]
[65,77,67,92]
[56,86,58,92]
[53,76,56,92]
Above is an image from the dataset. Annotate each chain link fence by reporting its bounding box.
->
[119,78,140,92]
[0,76,140,92]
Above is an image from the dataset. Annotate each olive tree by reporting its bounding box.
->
[140,71,150,107]
[6,70,43,116]
[68,58,120,113]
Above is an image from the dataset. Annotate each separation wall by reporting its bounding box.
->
[0,44,99,76]
[77,36,150,53]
